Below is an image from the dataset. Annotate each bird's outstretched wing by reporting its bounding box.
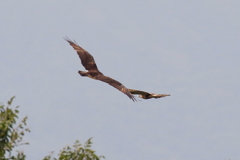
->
[150,94,170,98]
[96,75,137,102]
[64,37,100,71]
[65,37,136,102]
[128,89,151,96]
[129,89,170,99]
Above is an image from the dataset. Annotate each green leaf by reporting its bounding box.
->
[7,96,15,105]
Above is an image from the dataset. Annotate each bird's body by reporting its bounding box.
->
[129,89,170,99]
[65,37,137,102]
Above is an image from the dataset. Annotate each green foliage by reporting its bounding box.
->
[1,97,105,160]
[0,96,30,160]
[43,138,105,160]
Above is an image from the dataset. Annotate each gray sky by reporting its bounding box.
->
[1,1,240,160]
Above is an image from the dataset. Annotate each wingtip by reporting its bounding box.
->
[63,36,70,42]
[131,96,138,102]
[64,37,78,45]
[129,93,138,102]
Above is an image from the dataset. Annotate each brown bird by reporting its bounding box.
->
[129,89,170,99]
[65,37,137,102]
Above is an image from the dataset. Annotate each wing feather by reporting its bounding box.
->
[128,89,151,96]
[151,94,170,98]
[96,75,137,102]
[64,37,99,71]
[129,89,170,99]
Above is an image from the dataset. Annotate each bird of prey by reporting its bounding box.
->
[65,37,137,102]
[128,89,170,99]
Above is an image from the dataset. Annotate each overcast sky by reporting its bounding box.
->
[1,1,240,160]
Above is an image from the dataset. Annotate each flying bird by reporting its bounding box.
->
[129,89,170,99]
[65,37,137,102]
